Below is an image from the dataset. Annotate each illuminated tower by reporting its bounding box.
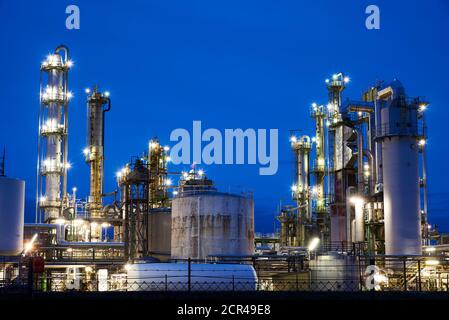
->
[291,135,311,246]
[310,103,328,240]
[148,138,170,208]
[326,73,353,243]
[84,86,111,218]
[36,46,73,223]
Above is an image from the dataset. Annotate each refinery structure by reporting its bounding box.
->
[1,45,449,293]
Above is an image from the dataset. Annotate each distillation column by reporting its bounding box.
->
[37,46,72,222]
[376,80,422,255]
[326,73,352,243]
[84,87,111,218]
[148,139,169,208]
[291,136,311,246]
[310,103,327,240]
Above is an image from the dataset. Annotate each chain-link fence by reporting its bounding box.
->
[2,255,449,293]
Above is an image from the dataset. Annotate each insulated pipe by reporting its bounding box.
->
[54,46,70,205]
[354,199,364,242]
[421,114,428,244]
[355,128,364,194]
[363,149,374,195]
[373,98,383,187]
[102,98,111,155]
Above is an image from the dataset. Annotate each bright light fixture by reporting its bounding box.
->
[425,260,439,266]
[350,196,364,205]
[24,234,38,255]
[55,218,65,225]
[308,237,320,251]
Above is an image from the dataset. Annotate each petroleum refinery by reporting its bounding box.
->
[1,45,449,293]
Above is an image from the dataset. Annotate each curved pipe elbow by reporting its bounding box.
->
[54,45,69,62]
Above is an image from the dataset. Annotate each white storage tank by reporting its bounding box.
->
[377,80,421,255]
[309,253,360,291]
[126,262,257,291]
[148,207,171,260]
[0,177,25,255]
[171,188,254,259]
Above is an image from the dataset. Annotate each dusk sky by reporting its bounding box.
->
[1,0,448,232]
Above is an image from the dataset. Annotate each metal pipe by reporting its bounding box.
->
[102,98,111,152]
[363,149,374,195]
[373,98,383,187]
[35,70,43,223]
[355,128,364,194]
[55,45,70,204]
[421,114,428,244]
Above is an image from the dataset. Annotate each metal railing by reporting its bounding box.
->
[2,255,449,293]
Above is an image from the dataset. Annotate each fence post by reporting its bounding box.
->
[165,274,168,291]
[403,260,407,291]
[188,258,191,292]
[370,257,375,292]
[96,273,99,291]
[358,255,363,291]
[27,258,34,296]
[417,259,422,292]
[296,273,299,291]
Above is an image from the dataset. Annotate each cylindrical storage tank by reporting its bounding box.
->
[0,177,25,255]
[148,207,171,260]
[171,192,254,259]
[378,80,421,255]
[382,136,421,255]
[126,262,257,291]
[309,253,360,291]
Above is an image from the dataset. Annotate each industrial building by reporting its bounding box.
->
[283,73,432,255]
[1,46,449,293]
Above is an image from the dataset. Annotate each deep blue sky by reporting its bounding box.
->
[1,0,448,232]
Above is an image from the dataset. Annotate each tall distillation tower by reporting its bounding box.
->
[288,135,311,246]
[310,102,328,241]
[148,138,170,209]
[326,73,353,243]
[36,46,72,223]
[117,139,170,260]
[84,87,111,218]
[376,81,424,255]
